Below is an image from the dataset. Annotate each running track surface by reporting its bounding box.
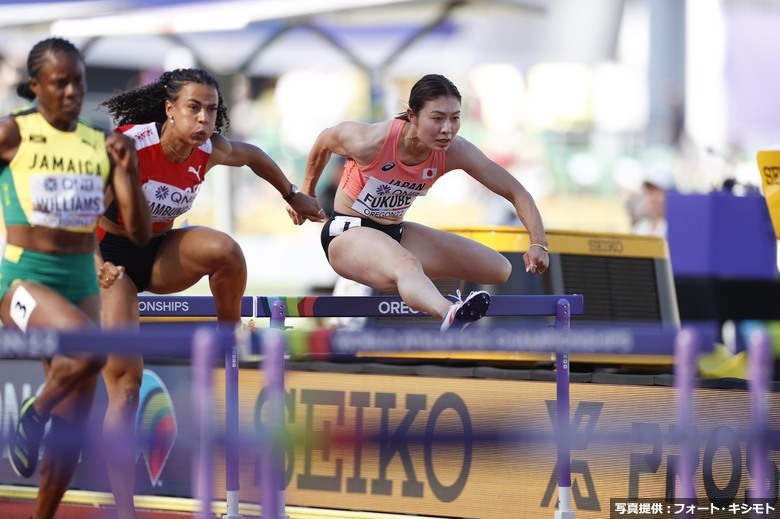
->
[0,499,241,518]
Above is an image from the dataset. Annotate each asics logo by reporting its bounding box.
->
[381,162,396,172]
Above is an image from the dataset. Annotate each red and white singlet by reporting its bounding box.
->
[104,122,212,233]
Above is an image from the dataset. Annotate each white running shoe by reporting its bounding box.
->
[440,290,491,332]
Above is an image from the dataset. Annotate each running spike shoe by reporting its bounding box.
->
[8,396,45,478]
[440,290,491,332]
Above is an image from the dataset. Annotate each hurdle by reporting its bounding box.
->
[139,295,255,519]
[135,294,725,518]
[252,321,716,519]
[138,293,584,518]
[254,294,585,519]
[0,314,734,518]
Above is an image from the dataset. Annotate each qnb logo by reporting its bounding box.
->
[376,184,391,196]
[378,300,420,315]
[154,185,170,201]
[135,370,178,486]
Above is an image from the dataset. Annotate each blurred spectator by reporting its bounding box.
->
[632,168,676,237]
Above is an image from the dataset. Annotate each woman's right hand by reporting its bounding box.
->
[105,133,138,174]
[287,193,327,225]
[98,261,126,289]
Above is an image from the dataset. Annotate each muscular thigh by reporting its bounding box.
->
[0,282,96,332]
[328,227,416,291]
[147,226,241,294]
[401,222,509,282]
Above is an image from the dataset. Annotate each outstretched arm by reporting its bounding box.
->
[448,138,549,274]
[215,137,325,224]
[107,133,151,247]
[302,122,374,196]
[297,121,381,225]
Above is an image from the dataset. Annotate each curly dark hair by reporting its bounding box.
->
[16,38,83,101]
[100,68,230,134]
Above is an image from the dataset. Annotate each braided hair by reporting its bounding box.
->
[16,38,83,101]
[100,68,230,134]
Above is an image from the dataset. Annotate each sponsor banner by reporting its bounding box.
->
[442,227,669,259]
[255,295,584,319]
[257,296,423,319]
[213,370,780,519]
[758,149,780,239]
[0,360,194,497]
[137,295,253,317]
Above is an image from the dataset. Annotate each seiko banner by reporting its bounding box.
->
[216,371,780,518]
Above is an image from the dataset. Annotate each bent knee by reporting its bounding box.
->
[393,252,424,278]
[205,234,246,270]
[485,254,512,285]
[221,239,247,269]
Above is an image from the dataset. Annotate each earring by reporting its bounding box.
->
[170,118,174,125]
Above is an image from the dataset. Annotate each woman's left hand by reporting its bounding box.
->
[523,247,549,275]
[287,194,327,225]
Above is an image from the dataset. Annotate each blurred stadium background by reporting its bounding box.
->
[0,0,775,295]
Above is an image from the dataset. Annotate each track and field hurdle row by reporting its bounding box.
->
[4,318,764,519]
[133,296,772,519]
[138,294,583,518]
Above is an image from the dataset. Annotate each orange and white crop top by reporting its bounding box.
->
[340,119,447,219]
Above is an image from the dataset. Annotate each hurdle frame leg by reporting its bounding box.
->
[261,328,290,519]
[224,333,244,519]
[554,298,576,519]
[748,327,772,503]
[193,329,217,519]
[674,328,699,500]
